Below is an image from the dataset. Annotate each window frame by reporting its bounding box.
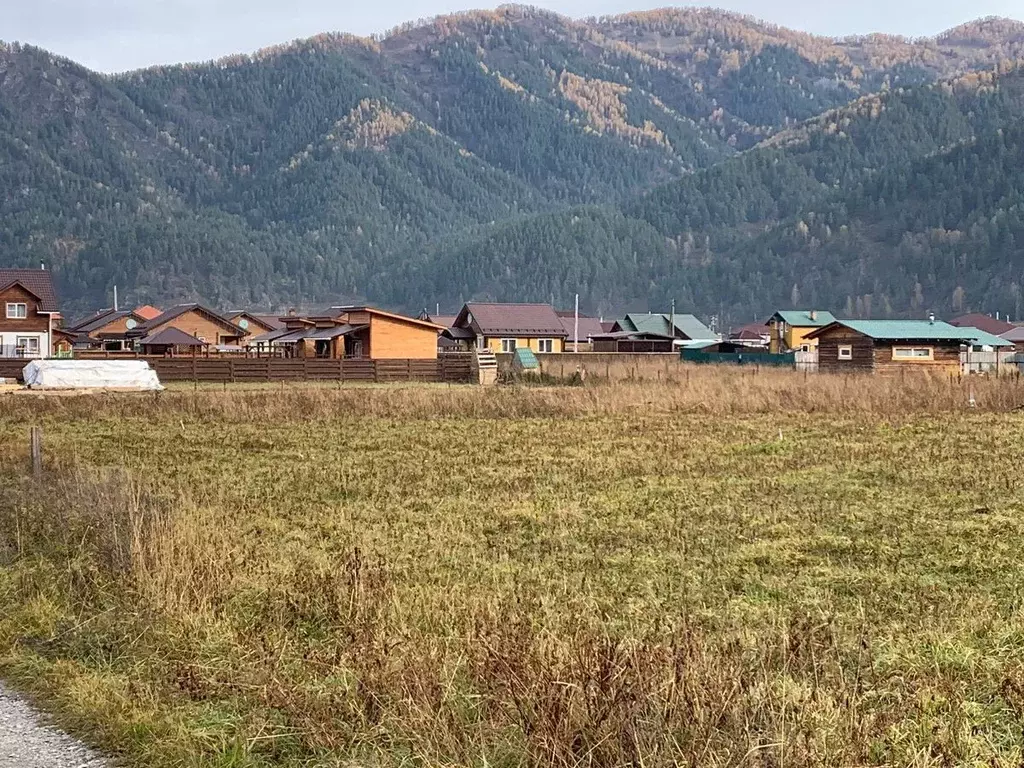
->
[501,338,517,354]
[837,344,853,360]
[537,338,554,354]
[15,336,40,358]
[6,302,27,320]
[892,346,934,361]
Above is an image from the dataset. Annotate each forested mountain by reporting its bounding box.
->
[2,5,1024,321]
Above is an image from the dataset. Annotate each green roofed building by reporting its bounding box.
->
[766,310,837,353]
[614,313,716,341]
[806,319,1012,375]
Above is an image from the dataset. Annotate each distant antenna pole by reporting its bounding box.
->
[670,298,676,339]
[436,302,440,317]
[574,293,579,354]
[113,285,118,312]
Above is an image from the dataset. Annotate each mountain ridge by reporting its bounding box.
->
[2,7,1024,321]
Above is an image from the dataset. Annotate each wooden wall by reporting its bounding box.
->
[369,315,438,359]
[816,328,876,374]
[0,285,48,332]
[875,343,961,375]
[484,336,565,354]
[151,310,242,345]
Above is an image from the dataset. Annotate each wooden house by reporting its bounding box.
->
[767,310,836,353]
[127,304,246,348]
[249,306,443,360]
[67,306,157,350]
[806,320,1013,375]
[448,303,567,353]
[223,311,285,341]
[0,268,62,358]
[949,313,1014,336]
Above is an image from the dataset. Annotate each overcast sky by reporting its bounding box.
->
[6,0,1022,73]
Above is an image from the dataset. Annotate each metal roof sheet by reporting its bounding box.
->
[619,313,715,340]
[459,303,566,336]
[949,313,1014,336]
[768,310,836,328]
[0,269,60,312]
[138,327,207,347]
[815,320,1013,346]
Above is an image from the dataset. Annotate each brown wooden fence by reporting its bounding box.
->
[0,355,474,385]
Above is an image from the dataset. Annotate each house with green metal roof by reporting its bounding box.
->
[766,310,837,354]
[806,319,1012,375]
[613,313,716,341]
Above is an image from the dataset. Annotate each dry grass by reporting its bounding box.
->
[1,364,1023,423]
[1,372,1024,766]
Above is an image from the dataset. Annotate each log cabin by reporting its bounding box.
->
[807,319,1013,375]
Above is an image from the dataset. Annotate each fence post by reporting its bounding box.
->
[229,358,235,384]
[29,426,42,478]
[374,361,379,383]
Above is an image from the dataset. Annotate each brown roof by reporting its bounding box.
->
[729,322,770,340]
[949,313,1014,336]
[138,327,207,347]
[136,303,245,336]
[134,305,162,321]
[0,269,60,312]
[315,306,443,331]
[558,315,605,343]
[456,302,566,337]
[1000,326,1024,343]
[428,315,458,329]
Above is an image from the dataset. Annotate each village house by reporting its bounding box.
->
[591,312,716,353]
[138,327,210,356]
[556,311,605,352]
[767,310,836,353]
[0,268,62,358]
[807,319,1012,375]
[223,311,286,341]
[949,313,1015,336]
[248,306,443,360]
[67,306,159,350]
[446,303,568,354]
[127,304,247,350]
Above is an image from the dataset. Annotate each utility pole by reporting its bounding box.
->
[574,293,579,354]
[670,298,676,339]
[113,285,119,312]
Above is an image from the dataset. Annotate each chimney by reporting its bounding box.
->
[39,261,45,270]
[929,312,935,324]
[288,308,296,316]
[809,310,817,321]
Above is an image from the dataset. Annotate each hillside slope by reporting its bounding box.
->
[1,7,1024,317]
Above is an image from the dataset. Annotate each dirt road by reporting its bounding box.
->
[0,684,108,767]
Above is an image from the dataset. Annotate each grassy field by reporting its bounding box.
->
[2,373,1024,766]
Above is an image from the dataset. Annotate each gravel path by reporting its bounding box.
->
[0,683,109,767]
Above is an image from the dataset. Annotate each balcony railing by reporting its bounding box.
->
[0,345,42,359]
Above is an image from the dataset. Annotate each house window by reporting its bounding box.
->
[501,339,517,353]
[893,347,933,361]
[537,338,554,353]
[6,303,27,319]
[16,337,39,358]
[838,345,853,360]
[800,344,811,353]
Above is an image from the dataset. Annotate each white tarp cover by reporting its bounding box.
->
[23,360,164,391]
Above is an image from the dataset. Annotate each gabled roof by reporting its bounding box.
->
[949,313,1014,336]
[69,308,124,332]
[224,311,285,333]
[455,303,566,337]
[0,269,60,312]
[767,310,836,328]
[617,313,716,340]
[135,303,245,336]
[1000,326,1024,343]
[558,314,606,343]
[428,315,458,329]
[808,320,1013,346]
[138,327,207,347]
[729,322,770,340]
